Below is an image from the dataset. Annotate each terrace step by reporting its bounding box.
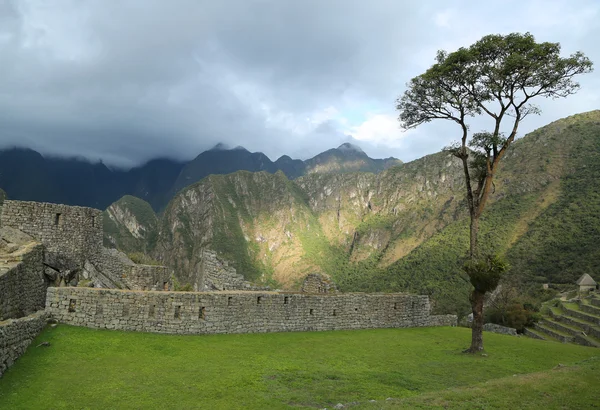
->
[541,318,583,338]
[580,299,600,316]
[523,327,546,341]
[560,303,600,326]
[553,314,600,340]
[573,334,600,348]
[591,297,600,308]
[534,323,573,343]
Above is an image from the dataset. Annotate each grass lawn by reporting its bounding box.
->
[0,325,598,409]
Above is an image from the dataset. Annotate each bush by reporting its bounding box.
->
[127,252,162,266]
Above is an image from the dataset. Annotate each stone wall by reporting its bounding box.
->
[301,273,338,293]
[0,311,48,378]
[0,201,102,267]
[483,323,518,336]
[46,287,456,335]
[125,264,171,291]
[195,249,266,291]
[0,243,47,321]
[0,200,171,291]
[427,314,459,327]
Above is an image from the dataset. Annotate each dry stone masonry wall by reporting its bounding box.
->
[0,200,171,291]
[0,243,47,321]
[126,264,171,291]
[0,311,49,378]
[301,273,338,293]
[46,287,456,335]
[1,201,102,267]
[196,249,267,291]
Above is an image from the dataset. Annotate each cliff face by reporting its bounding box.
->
[155,171,318,287]
[105,111,600,312]
[103,195,158,254]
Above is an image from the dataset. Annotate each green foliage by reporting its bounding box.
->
[170,274,193,291]
[486,303,540,332]
[398,32,593,131]
[463,254,508,293]
[126,252,161,266]
[1,326,597,409]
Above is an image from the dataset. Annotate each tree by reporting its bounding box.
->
[396,32,593,352]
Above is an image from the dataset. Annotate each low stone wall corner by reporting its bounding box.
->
[0,310,49,378]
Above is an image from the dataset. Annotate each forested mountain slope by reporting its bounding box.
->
[104,111,600,315]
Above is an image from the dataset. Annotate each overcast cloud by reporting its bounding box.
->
[0,0,598,167]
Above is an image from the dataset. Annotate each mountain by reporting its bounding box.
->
[0,144,398,211]
[168,143,401,204]
[304,143,402,174]
[104,111,600,317]
[169,145,279,199]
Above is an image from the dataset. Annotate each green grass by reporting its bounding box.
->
[358,357,600,409]
[0,326,597,409]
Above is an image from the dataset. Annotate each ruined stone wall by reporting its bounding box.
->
[125,264,171,291]
[301,273,338,293]
[0,311,48,378]
[0,200,171,291]
[0,201,102,267]
[46,287,456,335]
[0,244,47,321]
[86,248,171,291]
[196,249,266,291]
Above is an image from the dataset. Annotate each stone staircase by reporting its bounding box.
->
[524,294,600,348]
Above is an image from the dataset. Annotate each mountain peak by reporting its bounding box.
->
[210,143,230,151]
[337,143,365,153]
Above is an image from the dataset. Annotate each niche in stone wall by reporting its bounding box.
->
[228,296,233,306]
[174,305,181,319]
[55,213,62,226]
[309,309,314,315]
[284,296,289,305]
[199,306,206,320]
[332,309,337,316]
[68,299,76,312]
[149,304,156,318]
[257,296,262,305]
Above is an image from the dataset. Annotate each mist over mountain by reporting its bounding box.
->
[0,143,401,211]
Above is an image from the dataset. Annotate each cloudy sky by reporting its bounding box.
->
[0,0,598,168]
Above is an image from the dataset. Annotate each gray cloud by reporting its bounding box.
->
[0,0,598,168]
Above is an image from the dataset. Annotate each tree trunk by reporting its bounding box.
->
[468,288,485,353]
[469,214,479,258]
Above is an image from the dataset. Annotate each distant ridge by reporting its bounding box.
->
[0,143,400,211]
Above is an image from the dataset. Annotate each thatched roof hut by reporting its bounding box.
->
[576,273,597,292]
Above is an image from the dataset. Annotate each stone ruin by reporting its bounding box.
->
[192,249,269,292]
[301,273,338,294]
[0,199,457,378]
